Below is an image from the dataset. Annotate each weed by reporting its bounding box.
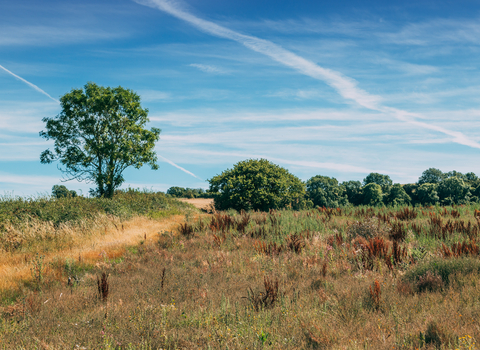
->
[178,222,195,238]
[212,232,226,247]
[368,279,381,311]
[390,221,407,241]
[30,253,44,290]
[441,240,480,258]
[160,267,166,291]
[97,272,109,303]
[395,207,418,221]
[286,233,305,254]
[254,240,283,256]
[246,276,279,311]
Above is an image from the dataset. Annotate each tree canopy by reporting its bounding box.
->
[362,183,383,206]
[306,175,348,208]
[363,173,392,192]
[208,159,306,211]
[40,82,160,198]
[418,168,445,185]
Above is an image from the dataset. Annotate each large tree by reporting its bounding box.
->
[208,159,306,211]
[40,82,160,198]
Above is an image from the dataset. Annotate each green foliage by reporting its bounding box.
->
[0,189,191,229]
[363,172,392,193]
[416,183,440,205]
[306,175,348,208]
[362,183,383,206]
[384,183,411,206]
[208,159,307,211]
[403,183,418,203]
[166,186,212,198]
[51,185,77,199]
[418,168,445,185]
[437,177,471,205]
[40,82,161,198]
[341,180,363,206]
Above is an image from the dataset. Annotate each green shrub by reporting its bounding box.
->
[52,185,77,199]
[208,159,307,211]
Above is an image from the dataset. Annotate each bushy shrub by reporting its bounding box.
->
[208,159,307,211]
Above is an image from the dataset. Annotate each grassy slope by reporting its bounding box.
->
[1,204,480,349]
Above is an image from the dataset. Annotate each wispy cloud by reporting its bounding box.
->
[0,64,59,103]
[0,25,124,47]
[379,18,480,46]
[0,172,61,186]
[375,58,439,76]
[138,89,172,102]
[134,0,480,149]
[189,63,227,74]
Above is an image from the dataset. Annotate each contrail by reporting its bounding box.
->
[158,154,203,180]
[134,0,480,149]
[0,64,59,103]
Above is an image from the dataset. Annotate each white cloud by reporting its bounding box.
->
[189,63,227,74]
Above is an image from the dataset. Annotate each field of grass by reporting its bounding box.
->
[2,203,480,349]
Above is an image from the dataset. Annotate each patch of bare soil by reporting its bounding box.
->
[178,198,214,211]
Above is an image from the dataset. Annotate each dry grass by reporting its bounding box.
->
[1,205,480,349]
[0,215,187,294]
[177,198,214,211]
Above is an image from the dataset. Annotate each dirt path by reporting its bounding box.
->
[0,215,191,292]
[177,198,214,211]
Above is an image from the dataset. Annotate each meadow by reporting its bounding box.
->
[1,197,480,349]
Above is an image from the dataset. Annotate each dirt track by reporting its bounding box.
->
[177,198,214,211]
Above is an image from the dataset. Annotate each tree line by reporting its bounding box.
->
[308,168,479,208]
[207,159,480,211]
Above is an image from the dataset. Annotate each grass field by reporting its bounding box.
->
[2,201,480,349]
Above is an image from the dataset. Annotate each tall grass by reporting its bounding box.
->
[1,203,480,348]
[0,189,193,253]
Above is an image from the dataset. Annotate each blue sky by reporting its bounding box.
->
[1,0,480,196]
